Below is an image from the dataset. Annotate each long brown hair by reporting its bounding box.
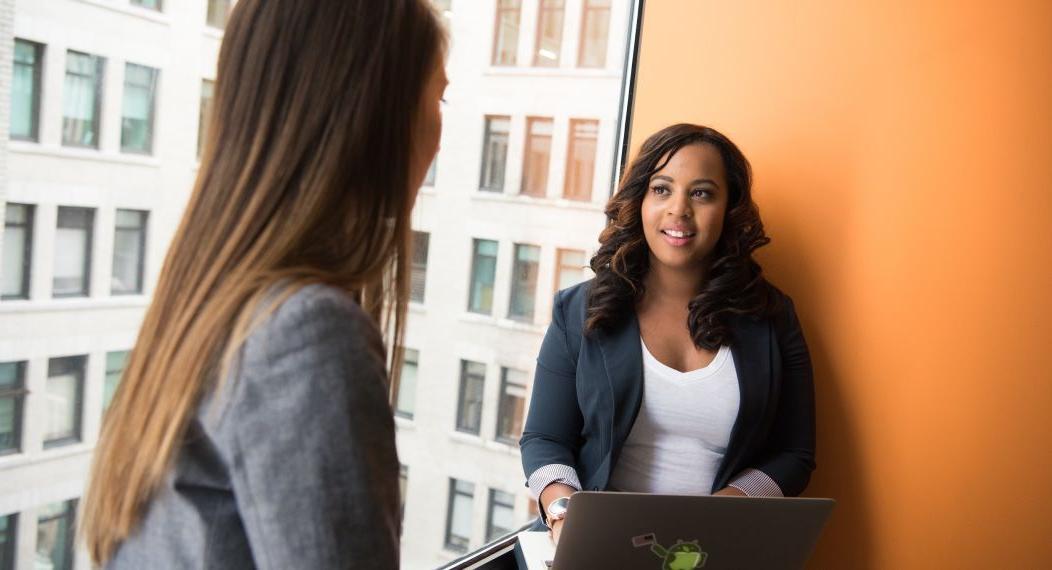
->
[587,124,779,349]
[83,0,445,563]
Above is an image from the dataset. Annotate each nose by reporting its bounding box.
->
[666,192,692,218]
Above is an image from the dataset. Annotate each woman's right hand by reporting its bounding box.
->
[548,518,565,545]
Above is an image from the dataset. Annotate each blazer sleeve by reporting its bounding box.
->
[748,295,817,496]
[218,286,400,569]
[519,291,585,490]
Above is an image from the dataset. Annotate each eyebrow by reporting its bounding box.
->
[650,174,721,188]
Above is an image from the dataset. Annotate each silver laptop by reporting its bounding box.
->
[551,492,834,569]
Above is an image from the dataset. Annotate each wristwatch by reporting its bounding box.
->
[545,496,571,527]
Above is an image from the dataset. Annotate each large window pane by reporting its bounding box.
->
[44,356,85,446]
[198,79,215,158]
[479,116,510,192]
[62,51,104,148]
[564,119,599,200]
[411,231,429,303]
[445,479,474,553]
[0,512,16,570]
[534,0,565,67]
[0,362,27,455]
[2,204,34,300]
[508,244,540,321]
[36,500,76,570]
[104,350,129,412]
[496,368,527,443]
[467,239,498,314]
[11,39,43,141]
[53,207,94,298]
[556,248,588,292]
[121,64,159,154]
[521,118,553,197]
[578,0,612,68]
[456,360,486,435]
[395,349,418,419]
[112,209,148,294]
[206,0,231,29]
[486,489,516,541]
[491,0,521,66]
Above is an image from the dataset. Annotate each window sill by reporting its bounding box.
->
[10,141,162,168]
[76,0,172,26]
[448,430,484,446]
[471,191,603,212]
[0,442,94,471]
[483,66,620,80]
[457,313,546,335]
[0,296,149,314]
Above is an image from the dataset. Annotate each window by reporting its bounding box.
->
[555,248,588,292]
[36,500,76,570]
[207,0,231,29]
[486,489,516,541]
[578,0,612,68]
[496,368,527,443]
[399,464,409,526]
[112,209,148,294]
[131,0,162,11]
[564,119,599,200]
[62,51,104,148]
[0,362,27,455]
[479,116,510,192]
[0,513,17,570]
[2,204,34,300]
[508,244,540,321]
[521,118,554,197]
[467,239,498,314]
[411,231,429,303]
[445,479,474,553]
[104,351,129,412]
[534,0,565,67]
[44,356,86,447]
[491,0,521,66]
[198,79,215,158]
[11,39,43,141]
[395,349,419,419]
[53,207,94,298]
[121,64,159,154]
[456,360,486,435]
[424,157,438,187]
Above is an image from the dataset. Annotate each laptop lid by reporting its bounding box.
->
[552,492,834,570]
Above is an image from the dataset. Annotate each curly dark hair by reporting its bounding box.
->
[585,123,779,349]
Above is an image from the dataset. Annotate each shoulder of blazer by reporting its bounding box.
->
[552,279,593,360]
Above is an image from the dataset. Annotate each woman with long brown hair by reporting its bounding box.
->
[82,0,446,567]
[520,124,816,543]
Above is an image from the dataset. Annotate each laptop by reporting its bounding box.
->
[546,492,834,570]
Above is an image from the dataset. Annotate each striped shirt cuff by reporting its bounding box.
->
[727,468,783,497]
[527,464,582,500]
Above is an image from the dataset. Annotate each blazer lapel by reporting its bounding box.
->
[596,313,645,474]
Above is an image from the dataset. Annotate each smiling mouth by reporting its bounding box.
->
[661,229,697,239]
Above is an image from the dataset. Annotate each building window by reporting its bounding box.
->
[578,0,611,68]
[121,64,159,154]
[508,244,540,321]
[486,489,516,541]
[36,500,76,570]
[564,119,599,200]
[467,239,498,314]
[496,368,528,444]
[62,51,104,148]
[0,512,16,570]
[0,362,27,455]
[445,479,475,553]
[112,209,148,294]
[424,157,438,187]
[104,351,129,412]
[411,231,429,303]
[555,248,588,292]
[44,356,86,447]
[534,0,564,67]
[456,360,486,435]
[395,349,419,420]
[207,0,232,29]
[399,464,409,526]
[11,39,44,141]
[2,204,34,300]
[130,0,162,11]
[491,0,521,66]
[53,207,94,298]
[521,118,553,197]
[479,116,510,192]
[198,79,215,158]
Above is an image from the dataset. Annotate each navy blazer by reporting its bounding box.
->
[519,280,816,502]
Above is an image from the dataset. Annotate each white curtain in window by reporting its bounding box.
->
[53,228,87,294]
[1,226,25,296]
[45,372,77,440]
[63,55,97,122]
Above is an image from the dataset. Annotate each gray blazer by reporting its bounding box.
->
[108,284,400,569]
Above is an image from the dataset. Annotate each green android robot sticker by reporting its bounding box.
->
[632,533,708,570]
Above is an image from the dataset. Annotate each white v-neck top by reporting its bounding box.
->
[607,338,741,495]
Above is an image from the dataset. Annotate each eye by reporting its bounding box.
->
[650,185,670,196]
[690,188,712,200]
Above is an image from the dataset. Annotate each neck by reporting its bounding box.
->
[642,259,706,308]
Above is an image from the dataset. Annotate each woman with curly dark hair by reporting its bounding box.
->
[519,123,815,544]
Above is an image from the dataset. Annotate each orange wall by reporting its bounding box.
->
[630,1,1052,567]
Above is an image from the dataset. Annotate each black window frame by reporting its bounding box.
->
[410,231,429,303]
[11,39,44,142]
[479,115,510,192]
[455,360,486,435]
[495,367,528,444]
[444,478,475,553]
[120,63,160,155]
[0,512,18,570]
[43,356,86,448]
[486,488,516,542]
[508,243,540,322]
[36,499,77,570]
[0,361,28,456]
[2,203,34,300]
[111,209,149,295]
[52,206,94,299]
[467,238,499,315]
[61,50,105,149]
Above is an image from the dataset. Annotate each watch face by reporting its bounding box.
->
[549,497,570,517]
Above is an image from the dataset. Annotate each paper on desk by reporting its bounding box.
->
[516,531,556,570]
